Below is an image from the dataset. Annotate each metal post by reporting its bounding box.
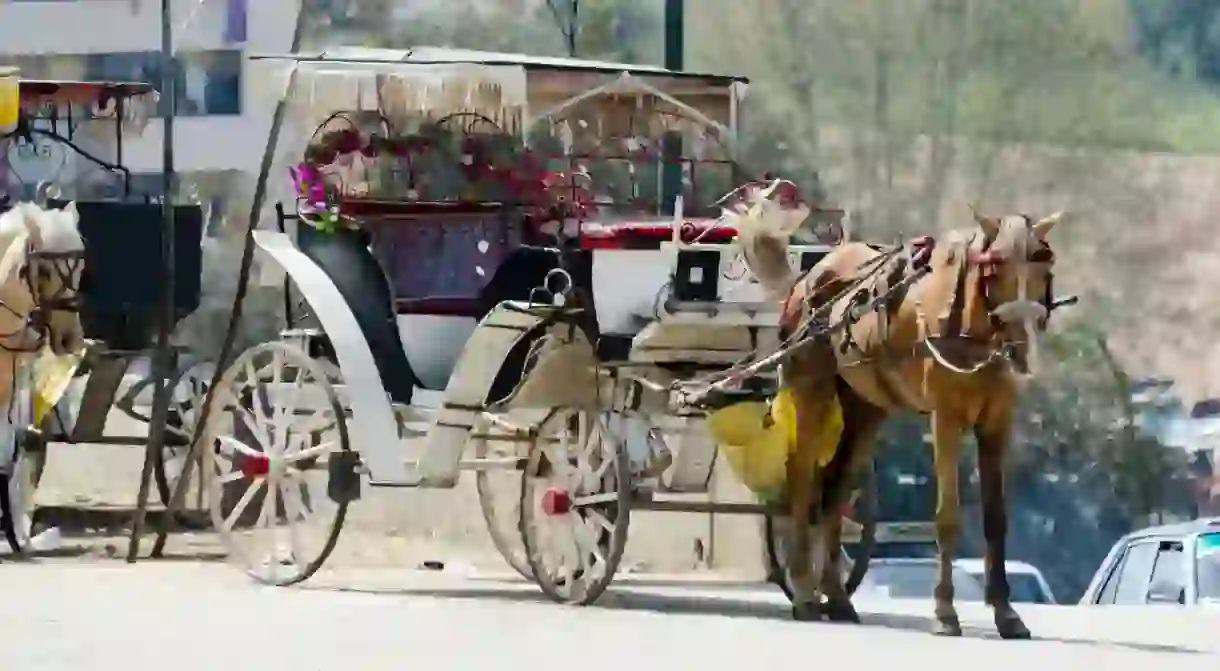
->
[128,0,177,562]
[151,0,311,557]
[660,0,683,215]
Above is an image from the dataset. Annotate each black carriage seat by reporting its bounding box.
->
[59,200,204,352]
[360,201,528,318]
[295,222,419,406]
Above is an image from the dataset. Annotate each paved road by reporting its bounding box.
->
[0,561,1215,670]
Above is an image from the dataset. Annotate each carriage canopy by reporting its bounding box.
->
[249,46,748,146]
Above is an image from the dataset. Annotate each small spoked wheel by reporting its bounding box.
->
[472,412,534,580]
[116,359,216,507]
[204,341,354,586]
[155,361,214,508]
[0,428,47,555]
[765,457,878,600]
[520,409,631,605]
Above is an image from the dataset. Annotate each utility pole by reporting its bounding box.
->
[129,0,178,562]
[660,0,683,215]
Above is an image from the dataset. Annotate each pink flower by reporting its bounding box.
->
[290,163,328,212]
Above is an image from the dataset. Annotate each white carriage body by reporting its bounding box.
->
[202,45,905,595]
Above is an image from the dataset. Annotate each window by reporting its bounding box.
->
[1007,574,1051,604]
[1146,541,1185,604]
[1198,533,1220,602]
[175,51,242,116]
[1112,541,1158,605]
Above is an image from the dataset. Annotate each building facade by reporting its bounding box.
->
[0,0,299,204]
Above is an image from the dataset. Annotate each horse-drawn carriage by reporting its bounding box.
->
[169,46,940,603]
[0,73,212,552]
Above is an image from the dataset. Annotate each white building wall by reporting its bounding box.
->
[0,0,300,175]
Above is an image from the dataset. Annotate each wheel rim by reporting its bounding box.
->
[206,343,350,586]
[1,446,38,553]
[520,409,629,605]
[473,413,532,579]
[765,459,877,599]
[155,362,214,507]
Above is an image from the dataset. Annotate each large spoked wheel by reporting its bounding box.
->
[204,341,354,586]
[472,412,534,579]
[765,457,878,600]
[520,409,631,605]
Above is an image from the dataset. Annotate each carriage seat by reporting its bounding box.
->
[357,200,533,320]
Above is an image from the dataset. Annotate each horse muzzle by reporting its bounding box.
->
[992,300,1047,326]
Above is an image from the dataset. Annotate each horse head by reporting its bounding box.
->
[0,201,86,355]
[966,207,1065,374]
[720,178,812,299]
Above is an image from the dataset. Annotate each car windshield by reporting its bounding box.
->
[1198,533,1220,603]
[1006,573,1051,604]
[859,563,985,600]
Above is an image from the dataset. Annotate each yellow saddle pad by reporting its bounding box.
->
[708,388,843,501]
[33,346,85,427]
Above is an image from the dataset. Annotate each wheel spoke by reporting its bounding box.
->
[222,479,264,532]
[283,441,333,464]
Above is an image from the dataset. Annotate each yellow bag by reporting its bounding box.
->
[709,388,843,502]
[33,346,85,427]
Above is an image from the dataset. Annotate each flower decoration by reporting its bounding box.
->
[290,162,343,234]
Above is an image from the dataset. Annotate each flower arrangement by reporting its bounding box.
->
[289,162,344,233]
[289,114,599,236]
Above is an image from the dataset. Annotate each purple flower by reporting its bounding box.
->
[290,163,328,212]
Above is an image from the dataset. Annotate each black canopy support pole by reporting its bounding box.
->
[128,0,177,563]
[660,0,684,216]
[151,0,310,557]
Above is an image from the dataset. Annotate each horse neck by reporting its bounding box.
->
[739,230,796,299]
[920,233,994,340]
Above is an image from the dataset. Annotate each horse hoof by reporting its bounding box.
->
[822,597,860,624]
[792,602,823,622]
[996,616,1031,640]
[931,616,962,637]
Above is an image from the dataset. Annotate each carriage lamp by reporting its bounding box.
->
[0,67,19,136]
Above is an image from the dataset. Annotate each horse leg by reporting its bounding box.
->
[930,409,966,636]
[976,410,1031,640]
[782,356,837,621]
[819,393,886,623]
[785,409,824,622]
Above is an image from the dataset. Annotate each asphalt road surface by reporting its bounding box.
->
[0,561,1215,670]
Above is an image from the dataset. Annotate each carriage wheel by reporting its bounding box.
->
[0,429,47,554]
[154,361,214,507]
[520,409,631,605]
[204,341,352,586]
[765,457,878,600]
[116,360,215,507]
[472,414,532,579]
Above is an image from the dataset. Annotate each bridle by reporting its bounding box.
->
[0,244,85,353]
[965,218,1057,334]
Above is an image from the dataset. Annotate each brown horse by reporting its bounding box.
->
[730,183,1062,639]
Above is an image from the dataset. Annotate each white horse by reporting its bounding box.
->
[0,201,86,360]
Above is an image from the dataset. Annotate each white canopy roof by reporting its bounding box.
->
[250,46,748,135]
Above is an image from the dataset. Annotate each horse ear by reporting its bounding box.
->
[968,203,1001,239]
[64,201,78,219]
[1032,211,1063,240]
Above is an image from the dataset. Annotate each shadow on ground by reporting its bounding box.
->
[303,581,1207,656]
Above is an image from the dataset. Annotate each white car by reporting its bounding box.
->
[953,559,1057,605]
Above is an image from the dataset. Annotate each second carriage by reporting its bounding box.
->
[194,47,925,604]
